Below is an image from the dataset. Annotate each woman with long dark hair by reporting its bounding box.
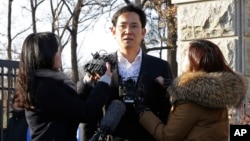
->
[14,32,112,141]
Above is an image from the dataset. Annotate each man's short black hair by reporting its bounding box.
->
[111,4,147,28]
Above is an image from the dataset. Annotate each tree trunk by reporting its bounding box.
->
[30,0,37,33]
[166,1,177,78]
[70,0,84,83]
[7,0,12,60]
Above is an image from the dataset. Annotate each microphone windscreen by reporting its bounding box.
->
[100,100,126,132]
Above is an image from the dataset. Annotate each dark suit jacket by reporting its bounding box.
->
[83,52,173,141]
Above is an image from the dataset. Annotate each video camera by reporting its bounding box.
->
[84,51,117,76]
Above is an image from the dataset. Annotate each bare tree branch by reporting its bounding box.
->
[61,0,73,15]
[124,0,132,5]
[11,25,32,41]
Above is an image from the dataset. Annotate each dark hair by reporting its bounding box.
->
[111,4,147,28]
[15,32,60,109]
[187,39,233,73]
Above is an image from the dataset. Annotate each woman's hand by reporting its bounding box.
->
[155,76,172,89]
[104,62,112,78]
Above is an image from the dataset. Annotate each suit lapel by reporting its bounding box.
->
[111,51,120,87]
[137,52,148,86]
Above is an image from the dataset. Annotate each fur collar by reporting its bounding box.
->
[167,71,247,108]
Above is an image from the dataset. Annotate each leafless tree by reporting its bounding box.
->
[7,0,32,60]
[67,0,83,83]
[30,0,45,33]
[48,0,118,82]
[150,0,177,77]
[5,0,177,80]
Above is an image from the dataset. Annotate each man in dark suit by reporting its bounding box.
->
[81,4,173,141]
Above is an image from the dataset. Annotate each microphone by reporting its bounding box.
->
[90,100,126,141]
[100,100,126,132]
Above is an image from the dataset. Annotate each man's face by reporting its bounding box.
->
[111,12,146,50]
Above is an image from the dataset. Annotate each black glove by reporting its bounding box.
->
[89,126,110,141]
[84,52,117,76]
[134,82,150,114]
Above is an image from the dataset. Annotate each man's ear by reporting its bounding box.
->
[110,27,116,35]
[142,28,146,37]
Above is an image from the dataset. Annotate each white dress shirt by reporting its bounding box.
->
[117,49,142,83]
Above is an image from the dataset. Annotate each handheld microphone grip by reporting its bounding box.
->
[89,100,126,141]
[100,100,126,133]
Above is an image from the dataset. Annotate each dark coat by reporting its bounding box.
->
[25,76,111,141]
[83,52,173,141]
[139,71,247,141]
[6,110,28,141]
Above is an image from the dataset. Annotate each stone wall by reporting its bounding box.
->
[172,0,250,99]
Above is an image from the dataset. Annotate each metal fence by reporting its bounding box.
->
[0,59,19,141]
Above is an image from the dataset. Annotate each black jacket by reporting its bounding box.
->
[6,110,28,141]
[83,52,173,141]
[25,76,111,141]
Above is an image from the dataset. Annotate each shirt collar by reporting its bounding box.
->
[117,49,142,64]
